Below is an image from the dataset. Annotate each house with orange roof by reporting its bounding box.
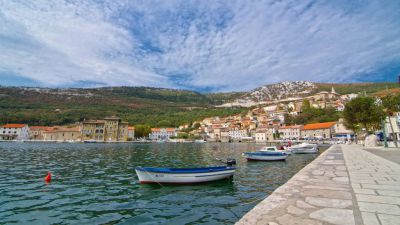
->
[29,126,52,140]
[149,128,177,140]
[42,126,81,142]
[301,122,337,139]
[279,125,303,140]
[0,124,30,140]
[128,126,135,140]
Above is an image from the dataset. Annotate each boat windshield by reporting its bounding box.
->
[260,147,277,151]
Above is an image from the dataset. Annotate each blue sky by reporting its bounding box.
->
[0,0,400,92]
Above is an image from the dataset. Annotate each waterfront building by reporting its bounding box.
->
[43,126,81,142]
[228,126,248,141]
[279,125,303,140]
[334,119,353,139]
[219,128,230,142]
[81,116,128,141]
[149,128,177,140]
[301,122,337,139]
[29,126,51,140]
[128,126,135,140]
[385,113,400,143]
[254,126,275,142]
[0,124,30,140]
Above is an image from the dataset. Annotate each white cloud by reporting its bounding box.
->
[0,0,399,91]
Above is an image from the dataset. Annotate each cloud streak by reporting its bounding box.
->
[0,0,399,91]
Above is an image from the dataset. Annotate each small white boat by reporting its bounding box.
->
[135,165,235,184]
[260,146,291,155]
[289,143,318,154]
[243,147,288,161]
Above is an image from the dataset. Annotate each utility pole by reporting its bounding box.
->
[382,119,388,148]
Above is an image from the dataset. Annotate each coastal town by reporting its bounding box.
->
[1,87,399,145]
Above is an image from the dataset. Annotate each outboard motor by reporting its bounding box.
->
[226,158,236,167]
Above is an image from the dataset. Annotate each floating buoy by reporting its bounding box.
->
[44,171,52,183]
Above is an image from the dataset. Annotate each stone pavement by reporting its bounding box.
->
[236,144,400,225]
[364,148,400,164]
[344,145,400,225]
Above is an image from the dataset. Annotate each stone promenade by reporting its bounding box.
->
[236,144,400,225]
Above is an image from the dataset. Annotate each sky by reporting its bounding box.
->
[0,0,400,92]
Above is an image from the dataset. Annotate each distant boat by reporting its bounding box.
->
[243,147,288,161]
[194,140,206,143]
[84,140,99,143]
[288,143,318,154]
[135,166,235,184]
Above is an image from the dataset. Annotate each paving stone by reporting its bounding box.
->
[286,205,305,215]
[335,171,348,176]
[302,189,352,200]
[357,194,400,205]
[332,177,349,183]
[378,214,400,225]
[376,190,400,197]
[311,170,324,176]
[276,214,322,225]
[305,197,352,208]
[361,212,380,225]
[353,188,376,195]
[309,208,355,225]
[296,200,315,209]
[362,184,400,191]
[322,160,344,165]
[358,202,400,215]
[303,185,349,191]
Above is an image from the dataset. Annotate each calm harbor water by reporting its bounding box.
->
[0,142,327,225]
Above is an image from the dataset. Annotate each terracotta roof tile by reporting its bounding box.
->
[302,122,336,130]
[1,124,26,128]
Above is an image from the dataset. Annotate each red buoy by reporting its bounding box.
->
[44,172,52,183]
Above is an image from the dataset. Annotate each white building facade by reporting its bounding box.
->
[149,128,177,140]
[0,124,30,140]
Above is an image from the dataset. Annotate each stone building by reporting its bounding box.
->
[301,122,337,139]
[43,126,81,142]
[279,125,303,140]
[81,116,128,141]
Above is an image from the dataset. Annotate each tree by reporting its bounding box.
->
[193,122,201,129]
[343,97,385,133]
[157,120,172,127]
[134,125,151,138]
[301,99,311,112]
[382,94,400,116]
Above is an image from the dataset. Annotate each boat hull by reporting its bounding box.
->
[244,153,287,161]
[135,167,235,184]
[290,145,318,154]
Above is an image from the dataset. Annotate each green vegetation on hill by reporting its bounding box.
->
[315,82,399,95]
[0,86,246,127]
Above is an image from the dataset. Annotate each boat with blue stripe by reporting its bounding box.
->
[243,147,288,161]
[135,160,236,184]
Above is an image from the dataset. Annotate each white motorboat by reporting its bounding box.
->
[260,146,291,155]
[288,143,318,154]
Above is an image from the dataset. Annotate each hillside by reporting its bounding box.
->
[315,82,399,95]
[0,86,246,127]
[0,81,397,127]
[219,81,399,107]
